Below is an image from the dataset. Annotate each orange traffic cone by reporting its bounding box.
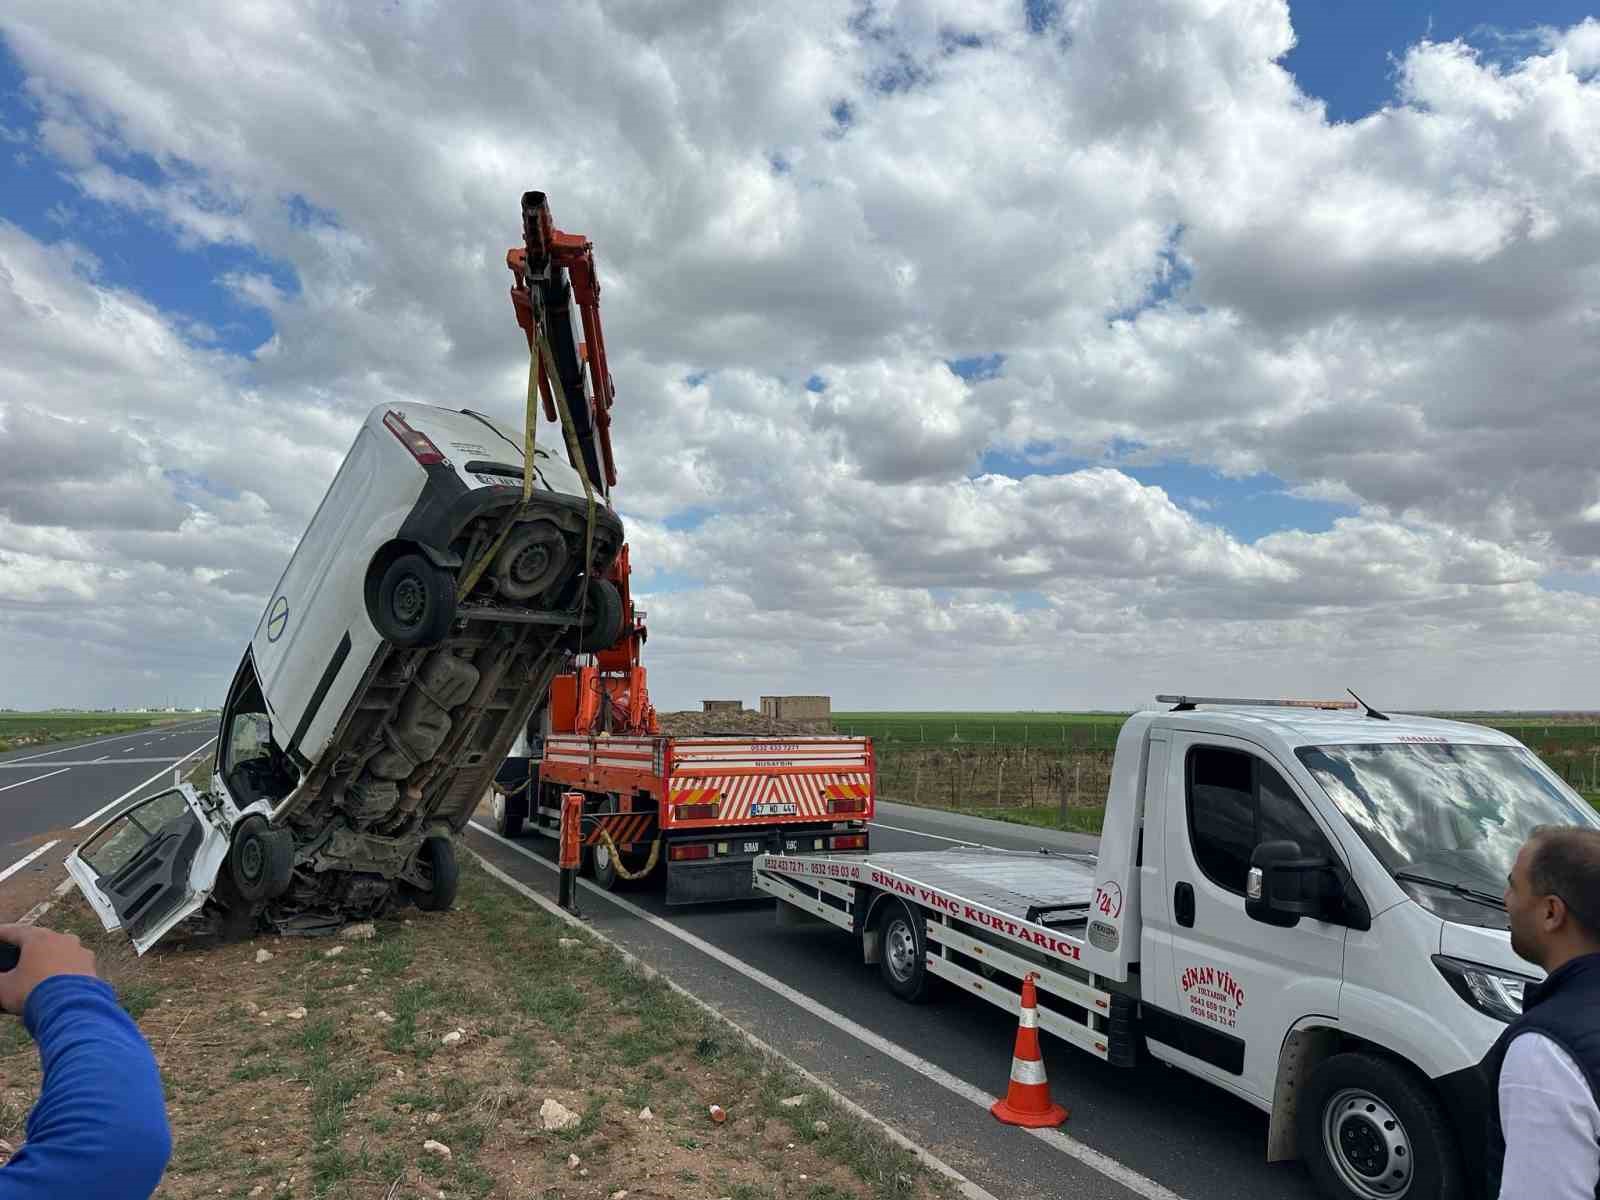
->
[990,973,1069,1128]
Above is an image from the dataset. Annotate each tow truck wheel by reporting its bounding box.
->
[1298,1052,1460,1200]
[592,842,619,890]
[492,788,526,838]
[409,836,460,912]
[229,816,294,903]
[877,899,931,1003]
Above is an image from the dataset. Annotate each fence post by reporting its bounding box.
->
[996,758,1005,807]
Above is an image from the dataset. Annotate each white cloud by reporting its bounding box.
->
[2,1,1599,709]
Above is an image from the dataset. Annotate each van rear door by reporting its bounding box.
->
[65,784,230,955]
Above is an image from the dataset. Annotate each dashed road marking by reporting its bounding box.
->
[0,767,71,793]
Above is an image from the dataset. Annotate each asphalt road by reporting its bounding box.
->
[466,802,1324,1200]
[0,737,1320,1200]
[0,719,219,880]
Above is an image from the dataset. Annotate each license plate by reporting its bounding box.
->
[743,841,762,854]
[750,802,798,817]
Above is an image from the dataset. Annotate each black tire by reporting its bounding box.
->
[1297,1052,1462,1200]
[493,521,569,600]
[876,899,931,1003]
[565,577,625,653]
[492,787,527,838]
[592,840,620,890]
[228,815,294,903]
[409,836,460,912]
[372,553,455,648]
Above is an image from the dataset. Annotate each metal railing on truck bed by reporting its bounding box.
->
[754,847,1138,1066]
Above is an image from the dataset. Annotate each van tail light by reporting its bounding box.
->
[383,411,447,465]
[828,797,868,814]
[669,843,713,862]
[830,834,867,851]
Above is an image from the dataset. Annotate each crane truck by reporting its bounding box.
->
[487,199,875,904]
[756,695,1600,1200]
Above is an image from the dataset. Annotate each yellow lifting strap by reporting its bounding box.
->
[595,824,661,881]
[454,328,599,611]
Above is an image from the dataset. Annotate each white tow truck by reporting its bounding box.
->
[755,696,1600,1200]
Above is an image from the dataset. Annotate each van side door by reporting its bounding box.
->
[1143,732,1349,1104]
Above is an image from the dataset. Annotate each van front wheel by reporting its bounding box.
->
[373,553,454,647]
[1297,1052,1461,1200]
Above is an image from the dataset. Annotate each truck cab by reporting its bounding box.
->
[758,697,1600,1200]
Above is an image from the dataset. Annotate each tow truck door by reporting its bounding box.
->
[1143,732,1348,1103]
[65,784,231,956]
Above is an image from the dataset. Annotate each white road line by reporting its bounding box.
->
[870,820,987,847]
[465,849,1003,1200]
[0,739,215,888]
[0,723,199,764]
[71,737,217,830]
[0,768,70,794]
[0,841,59,886]
[0,757,183,769]
[467,822,1186,1200]
[122,747,135,753]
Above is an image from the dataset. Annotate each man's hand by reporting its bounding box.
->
[0,925,98,1015]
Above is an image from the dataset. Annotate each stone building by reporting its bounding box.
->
[759,695,831,721]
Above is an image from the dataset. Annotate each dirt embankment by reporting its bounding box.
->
[0,860,946,1200]
[656,710,833,738]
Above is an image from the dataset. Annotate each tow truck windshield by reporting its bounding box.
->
[1295,742,1600,927]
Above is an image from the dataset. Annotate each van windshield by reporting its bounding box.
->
[1295,742,1600,899]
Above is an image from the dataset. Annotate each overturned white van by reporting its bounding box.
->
[68,402,625,951]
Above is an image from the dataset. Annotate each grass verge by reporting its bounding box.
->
[0,857,950,1200]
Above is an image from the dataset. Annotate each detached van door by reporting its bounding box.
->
[65,785,230,956]
[1143,733,1348,1103]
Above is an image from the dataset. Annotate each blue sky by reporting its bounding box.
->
[1284,0,1597,122]
[0,3,1588,555]
[0,39,293,357]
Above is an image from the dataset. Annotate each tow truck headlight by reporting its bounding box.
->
[1431,954,1534,1024]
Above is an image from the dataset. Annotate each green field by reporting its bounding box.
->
[0,711,211,754]
[837,709,1600,831]
[832,711,1128,747]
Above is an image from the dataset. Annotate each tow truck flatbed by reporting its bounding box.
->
[754,846,1130,1064]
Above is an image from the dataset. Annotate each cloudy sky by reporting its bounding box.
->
[3,0,1600,713]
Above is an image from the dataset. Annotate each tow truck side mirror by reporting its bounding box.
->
[1246,839,1336,928]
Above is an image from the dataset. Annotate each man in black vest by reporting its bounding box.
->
[1484,825,1600,1199]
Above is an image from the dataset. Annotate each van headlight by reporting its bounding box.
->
[1431,954,1534,1024]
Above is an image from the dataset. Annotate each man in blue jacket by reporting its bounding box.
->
[0,923,171,1199]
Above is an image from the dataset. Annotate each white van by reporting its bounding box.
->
[758,698,1600,1199]
[68,402,625,951]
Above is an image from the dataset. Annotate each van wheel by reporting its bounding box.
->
[564,577,625,653]
[1297,1052,1461,1200]
[408,836,459,912]
[229,816,294,902]
[374,553,455,647]
[492,788,526,838]
[877,899,930,1003]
